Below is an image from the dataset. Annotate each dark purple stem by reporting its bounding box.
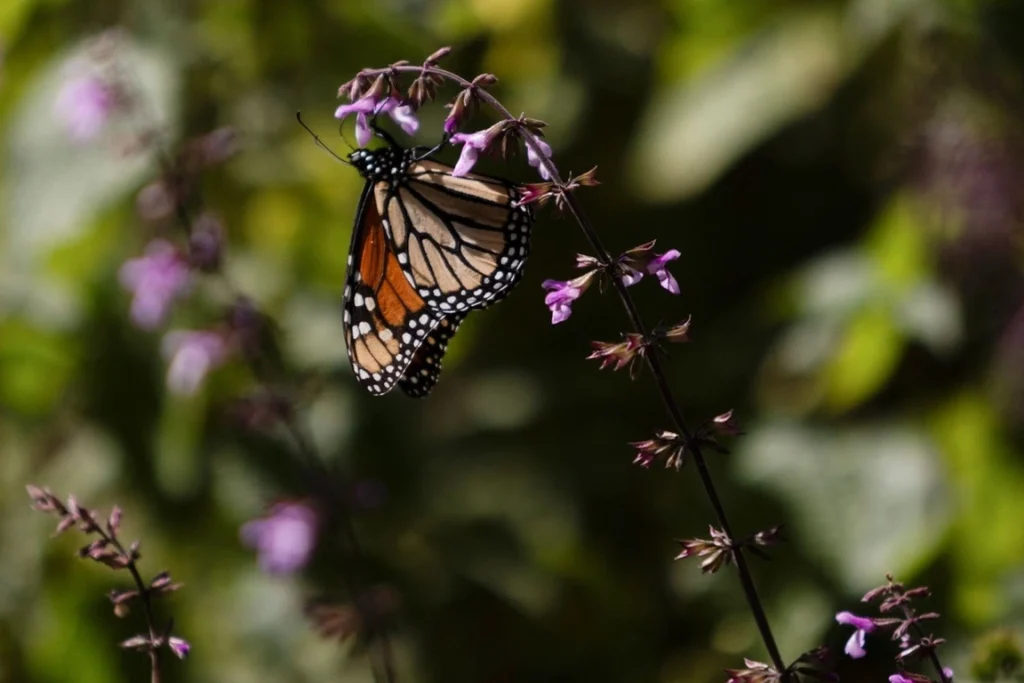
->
[365,61,788,674]
[900,604,951,683]
[98,529,162,683]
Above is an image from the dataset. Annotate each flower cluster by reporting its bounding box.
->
[613,241,682,294]
[725,647,834,683]
[306,585,400,644]
[631,409,738,470]
[110,125,246,397]
[449,117,552,178]
[835,574,953,683]
[542,242,683,324]
[517,166,600,211]
[588,333,649,376]
[27,486,189,662]
[674,525,784,574]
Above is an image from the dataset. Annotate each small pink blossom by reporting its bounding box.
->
[526,137,553,180]
[835,611,876,659]
[450,127,497,177]
[542,279,582,324]
[647,249,681,294]
[118,240,191,330]
[240,502,318,575]
[161,330,229,396]
[335,94,419,147]
[54,73,116,142]
[168,636,190,659]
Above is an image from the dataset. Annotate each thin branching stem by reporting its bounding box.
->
[100,528,162,683]
[363,62,788,674]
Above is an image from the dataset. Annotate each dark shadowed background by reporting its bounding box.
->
[2,0,1024,681]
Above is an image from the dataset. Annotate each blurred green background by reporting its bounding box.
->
[2,0,1024,681]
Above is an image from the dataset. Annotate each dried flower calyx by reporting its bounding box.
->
[726,647,835,683]
[588,333,650,378]
[675,526,735,574]
[631,430,688,470]
[516,166,600,210]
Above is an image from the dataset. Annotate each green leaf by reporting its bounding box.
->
[931,392,1024,624]
[735,420,950,592]
[823,304,904,412]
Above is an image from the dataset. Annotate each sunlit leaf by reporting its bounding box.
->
[0,320,76,415]
[824,304,904,412]
[629,10,847,201]
[866,195,930,289]
[931,392,1024,624]
[736,421,950,591]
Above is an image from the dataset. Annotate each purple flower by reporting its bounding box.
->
[386,100,419,136]
[443,112,460,135]
[118,240,191,330]
[54,73,116,142]
[240,502,318,575]
[889,676,913,683]
[648,249,681,294]
[526,136,553,180]
[835,611,876,659]
[168,636,190,659]
[620,265,644,287]
[542,272,596,325]
[450,127,497,177]
[334,94,419,147]
[161,330,229,396]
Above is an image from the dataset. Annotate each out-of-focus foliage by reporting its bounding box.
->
[1,0,1023,682]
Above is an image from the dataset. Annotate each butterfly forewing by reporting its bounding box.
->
[376,160,532,314]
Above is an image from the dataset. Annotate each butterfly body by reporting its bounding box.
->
[342,143,533,397]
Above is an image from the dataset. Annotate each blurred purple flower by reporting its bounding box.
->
[335,94,418,147]
[54,73,116,142]
[161,330,229,396]
[118,240,191,330]
[648,249,681,294]
[240,502,318,575]
[450,128,496,177]
[168,636,190,659]
[889,676,913,683]
[836,611,876,659]
[526,137,553,180]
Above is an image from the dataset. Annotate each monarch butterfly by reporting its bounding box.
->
[339,128,533,397]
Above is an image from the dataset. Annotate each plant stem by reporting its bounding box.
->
[104,532,162,683]
[368,61,788,674]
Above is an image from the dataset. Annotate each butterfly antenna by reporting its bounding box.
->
[296,111,352,166]
[336,120,356,152]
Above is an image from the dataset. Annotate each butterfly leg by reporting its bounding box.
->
[412,134,451,162]
[369,116,400,147]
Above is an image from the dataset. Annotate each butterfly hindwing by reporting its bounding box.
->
[398,311,467,397]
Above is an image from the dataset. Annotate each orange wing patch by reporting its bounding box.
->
[343,190,445,396]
